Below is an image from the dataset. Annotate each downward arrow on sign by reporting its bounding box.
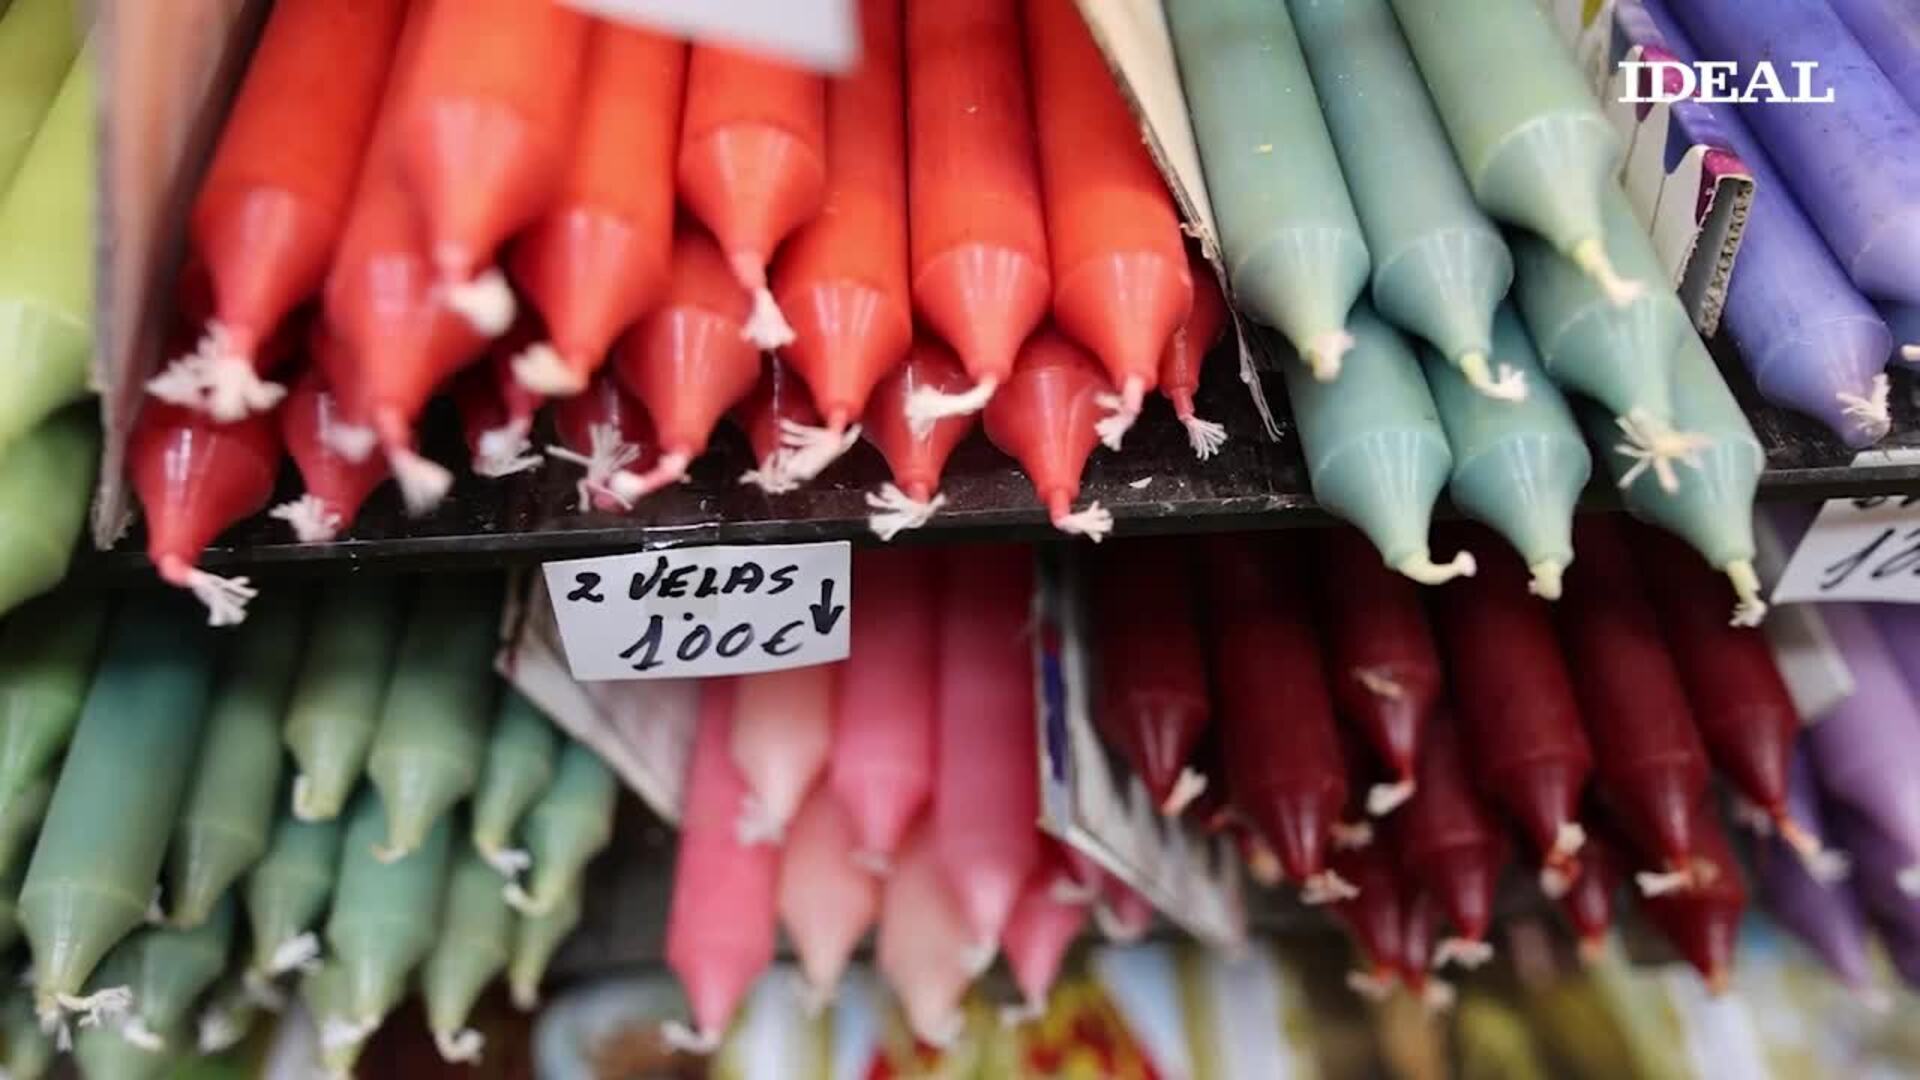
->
[810,578,846,635]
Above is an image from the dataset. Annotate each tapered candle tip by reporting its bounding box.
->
[1457,351,1528,402]
[1527,560,1566,600]
[1366,779,1414,817]
[1723,560,1767,627]
[1395,549,1476,586]
[512,342,588,397]
[1305,329,1354,381]
[1570,237,1645,307]
[441,268,517,337]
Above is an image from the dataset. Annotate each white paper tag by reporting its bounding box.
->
[561,0,858,73]
[541,543,852,681]
[1773,450,1920,604]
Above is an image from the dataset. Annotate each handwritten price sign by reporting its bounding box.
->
[1774,494,1920,604]
[541,543,852,681]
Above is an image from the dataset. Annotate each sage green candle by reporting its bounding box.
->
[283,578,406,822]
[0,48,93,456]
[470,685,558,877]
[0,859,24,953]
[326,788,452,1028]
[1291,0,1516,400]
[0,986,51,1080]
[367,576,500,860]
[1588,331,1766,626]
[505,740,616,916]
[20,595,216,1019]
[421,847,513,1064]
[116,894,236,1050]
[0,773,48,877]
[0,591,107,805]
[1166,0,1370,379]
[244,806,342,987]
[508,885,582,1010]
[72,1021,175,1080]
[0,405,99,616]
[167,594,307,927]
[1424,306,1591,599]
[1389,0,1634,300]
[194,972,262,1055]
[1280,301,1472,584]
[301,962,372,1076]
[0,0,80,190]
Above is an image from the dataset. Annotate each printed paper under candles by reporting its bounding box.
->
[1026,0,1191,448]
[777,787,878,1005]
[421,848,513,1064]
[1318,528,1440,815]
[0,593,105,809]
[1423,307,1587,599]
[860,338,977,539]
[395,0,587,334]
[1433,529,1592,891]
[1159,252,1230,458]
[243,810,343,990]
[678,43,825,351]
[504,740,616,916]
[1389,0,1634,301]
[875,822,975,1049]
[1292,0,1517,401]
[1754,748,1873,994]
[129,402,277,627]
[272,363,390,543]
[1884,303,1920,367]
[729,663,834,846]
[981,330,1116,541]
[0,0,80,190]
[0,407,97,617]
[1091,539,1210,815]
[509,24,684,396]
[1636,805,1744,993]
[1394,707,1508,970]
[148,0,406,420]
[731,357,833,494]
[325,789,452,1031]
[1165,0,1369,380]
[608,224,763,503]
[901,0,1050,423]
[282,579,406,822]
[470,687,558,878]
[1000,848,1090,1016]
[828,547,936,867]
[1803,603,1920,895]
[932,546,1040,950]
[1667,0,1920,307]
[1591,329,1767,625]
[453,328,545,479]
[1281,302,1469,585]
[0,50,92,457]
[1205,534,1351,901]
[545,369,658,513]
[774,0,910,456]
[1326,841,1404,1000]
[1554,818,1622,957]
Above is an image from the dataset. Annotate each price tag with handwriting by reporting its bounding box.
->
[542,543,852,681]
[1774,493,1920,604]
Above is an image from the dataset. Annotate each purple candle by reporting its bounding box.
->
[1635,0,1893,448]
[1754,747,1873,992]
[1869,604,1920,704]
[1667,0,1920,308]
[1829,803,1920,992]
[1828,0,1920,116]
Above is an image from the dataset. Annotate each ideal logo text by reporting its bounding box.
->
[1617,60,1834,105]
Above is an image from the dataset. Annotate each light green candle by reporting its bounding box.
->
[326,788,452,1029]
[366,576,500,860]
[1587,331,1766,626]
[283,579,405,822]
[508,885,582,1011]
[0,0,80,190]
[0,985,52,1080]
[72,1021,175,1080]
[114,894,236,1052]
[470,685,558,877]
[0,405,100,616]
[1425,306,1592,599]
[301,962,372,1076]
[1291,0,1517,400]
[1389,0,1633,301]
[0,47,92,455]
[20,595,216,1023]
[421,847,513,1064]
[1166,0,1370,378]
[0,859,24,953]
[1280,301,1473,584]
[0,773,48,876]
[0,591,108,806]
[167,594,307,928]
[243,806,342,990]
[194,972,263,1056]
[504,740,616,916]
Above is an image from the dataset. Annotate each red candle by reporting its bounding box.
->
[130,401,279,626]
[1392,706,1509,970]
[395,0,589,333]
[151,0,408,422]
[1160,251,1230,459]
[1556,816,1624,960]
[1024,0,1191,449]
[1206,534,1351,902]
[1319,527,1442,817]
[860,337,977,539]
[1400,888,1446,1006]
[453,325,545,480]
[273,362,388,544]
[1000,845,1090,1016]
[1559,516,1711,897]
[1095,874,1156,943]
[730,357,837,494]
[773,0,912,452]
[903,0,1052,422]
[1326,839,1404,1000]
[546,370,658,513]
[1434,528,1593,892]
[678,44,827,349]
[982,330,1114,541]
[509,25,685,397]
[1637,805,1745,993]
[1090,539,1210,814]
[609,224,765,503]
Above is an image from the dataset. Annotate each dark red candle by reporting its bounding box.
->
[1091,539,1210,814]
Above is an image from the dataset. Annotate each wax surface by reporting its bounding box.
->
[0,407,96,615]
[277,364,390,542]
[776,787,878,1002]
[1755,747,1872,991]
[860,337,978,536]
[729,663,834,844]
[1394,707,1507,956]
[1829,0,1920,115]
[1091,539,1210,814]
[1804,603,1920,887]
[981,330,1113,537]
[0,0,80,191]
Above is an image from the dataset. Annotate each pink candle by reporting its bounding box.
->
[776,787,879,1005]
[876,821,977,1048]
[729,663,837,844]
[1001,846,1091,1015]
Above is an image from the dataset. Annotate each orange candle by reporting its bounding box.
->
[860,337,978,539]
[772,0,912,454]
[509,25,685,397]
[678,44,827,349]
[608,224,764,503]
[129,402,280,626]
[395,0,589,334]
[1025,0,1191,449]
[982,330,1113,540]
[1160,250,1230,458]
[904,0,1052,422]
[547,370,657,513]
[149,0,408,422]
[273,355,388,544]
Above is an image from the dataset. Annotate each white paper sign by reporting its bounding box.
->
[561,0,858,72]
[541,543,852,681]
[1772,492,1920,604]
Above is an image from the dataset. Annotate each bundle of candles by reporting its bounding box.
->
[0,578,618,1076]
[0,0,98,619]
